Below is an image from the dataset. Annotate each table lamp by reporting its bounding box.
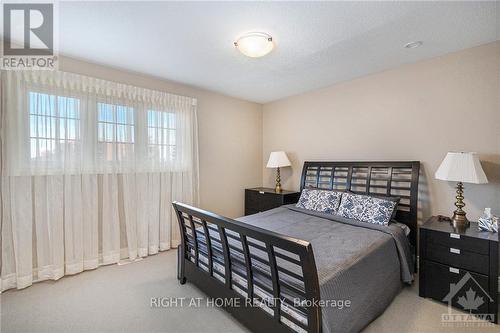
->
[266,151,291,193]
[435,152,488,229]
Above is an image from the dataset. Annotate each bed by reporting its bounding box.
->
[173,161,420,333]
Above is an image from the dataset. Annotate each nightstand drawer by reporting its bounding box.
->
[245,190,263,211]
[428,230,489,255]
[427,242,489,275]
[244,188,300,216]
[259,192,282,211]
[245,190,281,211]
[423,260,489,314]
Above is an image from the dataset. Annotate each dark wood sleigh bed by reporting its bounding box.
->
[173,161,420,333]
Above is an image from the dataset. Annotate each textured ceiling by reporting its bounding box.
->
[55,1,499,103]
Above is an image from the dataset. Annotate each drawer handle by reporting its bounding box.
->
[449,267,460,274]
[450,248,461,255]
[450,233,460,239]
[259,191,265,194]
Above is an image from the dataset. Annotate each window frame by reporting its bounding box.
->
[27,88,83,168]
[96,100,137,164]
[25,88,182,173]
[147,109,177,163]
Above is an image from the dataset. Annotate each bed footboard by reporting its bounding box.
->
[173,202,321,333]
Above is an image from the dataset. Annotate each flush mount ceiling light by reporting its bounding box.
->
[234,32,274,58]
[404,41,423,49]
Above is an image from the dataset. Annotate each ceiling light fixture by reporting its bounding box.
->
[404,41,423,49]
[234,32,274,58]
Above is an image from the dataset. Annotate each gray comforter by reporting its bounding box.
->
[237,205,414,333]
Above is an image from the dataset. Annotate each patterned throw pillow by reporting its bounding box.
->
[347,191,400,221]
[296,189,342,214]
[337,192,397,226]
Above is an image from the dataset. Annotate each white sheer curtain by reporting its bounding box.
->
[0,70,199,292]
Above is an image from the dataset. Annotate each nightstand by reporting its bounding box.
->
[245,187,300,216]
[419,216,498,323]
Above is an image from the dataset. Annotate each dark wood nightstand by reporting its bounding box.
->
[419,216,498,323]
[245,187,300,216]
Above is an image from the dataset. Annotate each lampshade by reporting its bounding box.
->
[266,151,291,168]
[435,152,488,184]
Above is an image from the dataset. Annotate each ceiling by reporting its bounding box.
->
[53,1,500,103]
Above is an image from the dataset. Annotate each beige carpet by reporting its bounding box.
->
[1,250,498,333]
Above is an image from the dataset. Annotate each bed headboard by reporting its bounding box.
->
[300,161,420,246]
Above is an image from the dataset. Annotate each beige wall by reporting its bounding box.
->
[60,57,263,218]
[59,41,500,222]
[263,41,500,223]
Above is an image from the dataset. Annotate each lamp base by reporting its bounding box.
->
[450,181,469,231]
[451,211,469,230]
[275,167,282,193]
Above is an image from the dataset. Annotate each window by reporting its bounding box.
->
[6,71,196,177]
[147,110,176,162]
[29,91,80,162]
[97,102,135,162]
[28,96,178,168]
